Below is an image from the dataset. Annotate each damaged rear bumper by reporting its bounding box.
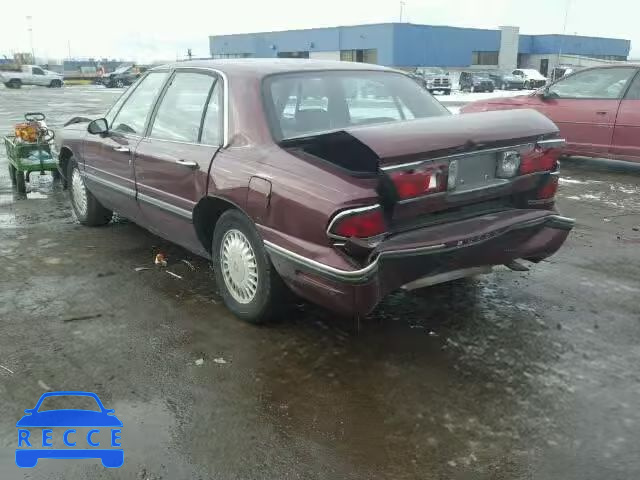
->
[265,211,574,316]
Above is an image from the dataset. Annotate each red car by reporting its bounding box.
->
[56,60,574,323]
[461,65,640,163]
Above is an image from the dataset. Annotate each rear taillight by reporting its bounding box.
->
[389,164,447,200]
[520,148,559,175]
[329,207,386,239]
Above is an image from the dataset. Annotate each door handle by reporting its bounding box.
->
[596,111,608,115]
[175,159,199,169]
[113,146,130,153]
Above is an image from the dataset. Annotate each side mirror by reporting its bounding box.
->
[88,118,108,135]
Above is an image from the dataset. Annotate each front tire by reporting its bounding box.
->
[49,79,62,88]
[115,79,124,88]
[68,160,112,226]
[212,209,286,324]
[15,171,26,194]
[8,164,17,185]
[524,80,531,89]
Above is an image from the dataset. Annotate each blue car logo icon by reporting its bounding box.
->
[16,391,123,468]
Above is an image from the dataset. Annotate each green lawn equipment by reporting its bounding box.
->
[4,112,58,194]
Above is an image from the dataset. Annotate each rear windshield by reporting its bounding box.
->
[263,70,449,141]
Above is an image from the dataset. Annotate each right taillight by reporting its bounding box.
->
[328,207,386,239]
[536,175,559,199]
[520,148,560,174]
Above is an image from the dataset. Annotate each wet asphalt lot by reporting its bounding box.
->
[0,85,639,480]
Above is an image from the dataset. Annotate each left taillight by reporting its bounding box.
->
[328,207,386,239]
[389,164,448,200]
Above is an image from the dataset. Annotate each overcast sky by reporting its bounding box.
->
[0,0,637,62]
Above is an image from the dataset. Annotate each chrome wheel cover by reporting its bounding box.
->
[220,229,258,304]
[70,167,88,218]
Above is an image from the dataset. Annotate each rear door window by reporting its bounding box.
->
[622,72,640,100]
[201,81,224,145]
[150,72,215,143]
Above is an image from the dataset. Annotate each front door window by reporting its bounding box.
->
[110,72,168,135]
[548,68,636,99]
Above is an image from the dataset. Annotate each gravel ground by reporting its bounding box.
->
[0,85,639,479]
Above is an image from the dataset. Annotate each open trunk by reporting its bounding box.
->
[281,109,561,225]
[281,109,559,172]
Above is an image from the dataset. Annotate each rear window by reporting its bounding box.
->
[264,70,449,141]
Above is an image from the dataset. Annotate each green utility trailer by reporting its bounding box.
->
[4,113,59,194]
[4,135,58,194]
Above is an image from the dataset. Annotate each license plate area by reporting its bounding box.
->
[450,153,508,193]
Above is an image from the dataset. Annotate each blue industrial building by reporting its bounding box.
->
[210,23,631,76]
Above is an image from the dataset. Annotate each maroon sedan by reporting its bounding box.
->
[461,65,640,163]
[56,59,573,323]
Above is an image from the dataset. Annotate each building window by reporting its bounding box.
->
[277,51,310,59]
[340,49,378,64]
[212,53,252,59]
[471,51,499,65]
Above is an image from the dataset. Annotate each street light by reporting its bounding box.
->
[26,16,35,63]
[399,1,406,22]
[557,0,571,79]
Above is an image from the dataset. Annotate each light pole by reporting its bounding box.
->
[399,1,406,22]
[557,0,571,78]
[26,16,35,63]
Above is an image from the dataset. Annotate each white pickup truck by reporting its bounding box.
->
[0,65,64,89]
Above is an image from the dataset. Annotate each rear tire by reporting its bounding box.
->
[8,79,22,89]
[15,171,26,194]
[67,160,113,226]
[212,209,287,324]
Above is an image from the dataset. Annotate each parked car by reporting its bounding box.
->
[0,65,64,89]
[102,65,140,88]
[55,59,573,323]
[460,65,640,162]
[483,71,525,90]
[459,72,495,92]
[417,67,452,95]
[512,69,547,89]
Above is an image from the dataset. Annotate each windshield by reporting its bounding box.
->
[264,70,449,141]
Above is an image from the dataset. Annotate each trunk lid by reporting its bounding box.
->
[343,109,557,167]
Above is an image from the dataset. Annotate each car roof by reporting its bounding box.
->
[152,58,392,77]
